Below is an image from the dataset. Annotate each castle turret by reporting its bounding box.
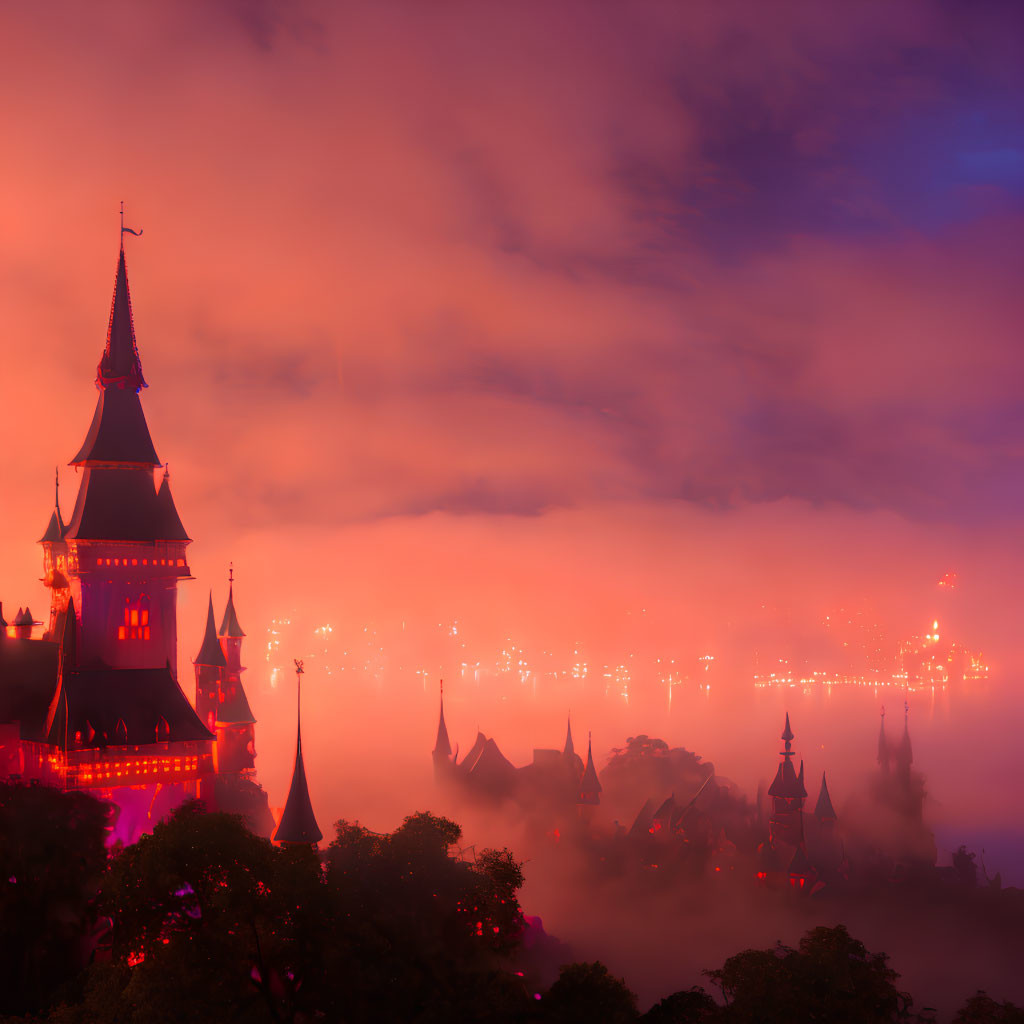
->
[563,715,575,760]
[213,569,256,774]
[433,680,453,780]
[274,661,322,847]
[57,241,191,676]
[578,732,602,817]
[813,772,837,825]
[194,593,226,738]
[767,713,807,848]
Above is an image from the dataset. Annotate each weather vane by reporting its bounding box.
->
[294,659,304,675]
[119,200,143,241]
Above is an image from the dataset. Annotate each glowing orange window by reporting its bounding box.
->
[120,596,151,641]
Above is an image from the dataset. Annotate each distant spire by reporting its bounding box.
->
[274,660,322,845]
[433,679,452,758]
[578,730,602,804]
[896,702,913,771]
[563,714,575,759]
[878,706,889,771]
[40,466,66,543]
[814,771,837,822]
[781,713,794,746]
[219,566,245,637]
[97,234,146,392]
[195,593,227,667]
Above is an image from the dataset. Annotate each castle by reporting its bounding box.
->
[0,231,318,846]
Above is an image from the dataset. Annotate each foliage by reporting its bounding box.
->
[642,987,722,1023]
[0,782,110,1017]
[540,961,639,1024]
[706,924,915,1024]
[953,991,1024,1024]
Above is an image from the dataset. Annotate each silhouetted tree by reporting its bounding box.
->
[540,961,639,1023]
[953,991,1024,1024]
[0,782,110,1017]
[706,925,915,1023]
[643,987,722,1023]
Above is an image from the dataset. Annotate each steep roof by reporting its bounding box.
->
[768,758,807,799]
[195,594,227,667]
[273,674,321,845]
[578,734,602,805]
[781,713,794,743]
[0,638,61,741]
[563,715,575,759]
[433,690,451,758]
[63,467,183,542]
[40,506,66,544]
[216,677,256,727]
[45,666,213,747]
[155,468,190,541]
[98,246,147,392]
[814,772,837,821]
[219,585,245,638]
[71,387,161,467]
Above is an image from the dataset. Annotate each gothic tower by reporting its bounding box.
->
[767,713,807,848]
[49,241,190,675]
[214,570,256,774]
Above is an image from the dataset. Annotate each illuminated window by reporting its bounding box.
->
[120,595,152,641]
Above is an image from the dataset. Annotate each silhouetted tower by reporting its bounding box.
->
[878,707,890,774]
[577,731,602,821]
[563,715,575,760]
[194,593,227,737]
[40,468,70,637]
[213,567,256,773]
[433,680,454,780]
[894,702,913,781]
[767,713,807,847]
[51,240,190,674]
[274,660,322,846]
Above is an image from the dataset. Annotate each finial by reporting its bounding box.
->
[904,700,909,721]
[163,461,170,481]
[294,658,304,674]
[54,465,59,509]
[881,705,886,719]
[440,678,444,697]
[229,562,234,585]
[120,201,143,246]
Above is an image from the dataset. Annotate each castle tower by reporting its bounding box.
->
[878,707,890,773]
[432,680,453,780]
[274,660,322,847]
[54,241,191,675]
[892,702,914,783]
[577,731,602,822]
[40,469,70,637]
[563,715,575,760]
[767,713,807,848]
[194,592,227,739]
[214,568,256,774]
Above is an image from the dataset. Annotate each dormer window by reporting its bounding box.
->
[118,595,151,640]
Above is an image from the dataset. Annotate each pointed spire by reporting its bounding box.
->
[40,466,66,543]
[219,565,245,637]
[97,242,146,392]
[781,713,794,744]
[433,679,452,758]
[195,593,227,667]
[579,731,602,804]
[274,660,322,845]
[897,702,913,770]
[563,714,576,759]
[878,706,889,771]
[814,772,837,821]
[155,465,190,541]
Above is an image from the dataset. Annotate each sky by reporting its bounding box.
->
[1,2,1023,827]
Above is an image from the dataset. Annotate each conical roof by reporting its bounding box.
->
[433,686,451,758]
[155,467,190,541]
[195,594,227,667]
[219,584,245,638]
[814,772,837,821]
[40,507,65,543]
[98,246,147,391]
[578,733,602,805]
[274,669,322,845]
[781,713,794,743]
[563,715,575,759]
